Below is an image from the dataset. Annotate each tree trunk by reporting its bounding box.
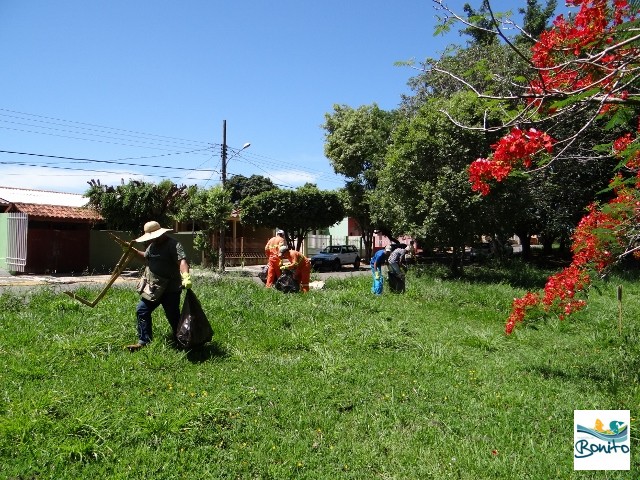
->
[515,230,532,260]
[361,229,374,262]
[450,245,464,277]
[541,234,555,256]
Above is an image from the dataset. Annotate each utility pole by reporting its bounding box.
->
[218,120,227,272]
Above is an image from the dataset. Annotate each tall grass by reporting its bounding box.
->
[1,265,638,479]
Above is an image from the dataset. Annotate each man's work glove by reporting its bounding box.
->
[375,271,381,280]
[181,272,192,289]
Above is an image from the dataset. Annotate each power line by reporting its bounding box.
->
[238,149,342,183]
[0,161,214,183]
[0,124,217,154]
[0,108,346,188]
[0,150,216,172]
[0,108,213,149]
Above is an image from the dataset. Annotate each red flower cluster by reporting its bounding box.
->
[505,292,539,334]
[469,128,555,195]
[462,0,640,334]
[613,133,633,154]
[505,190,640,334]
[612,133,640,181]
[529,0,632,96]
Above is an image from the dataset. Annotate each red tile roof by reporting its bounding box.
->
[3,202,103,222]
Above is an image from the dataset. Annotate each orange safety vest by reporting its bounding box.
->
[265,236,285,256]
[281,250,308,270]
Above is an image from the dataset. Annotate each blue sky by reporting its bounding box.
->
[0,0,565,194]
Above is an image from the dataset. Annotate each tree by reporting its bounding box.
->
[85,179,186,232]
[240,185,345,251]
[432,0,640,332]
[323,104,397,260]
[174,185,233,266]
[226,174,277,205]
[374,93,498,275]
[518,0,558,44]
[461,0,501,46]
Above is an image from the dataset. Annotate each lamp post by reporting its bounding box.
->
[218,119,250,271]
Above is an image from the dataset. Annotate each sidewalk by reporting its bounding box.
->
[0,270,141,288]
[0,263,370,291]
[0,265,265,288]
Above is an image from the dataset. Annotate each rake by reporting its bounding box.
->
[64,234,136,307]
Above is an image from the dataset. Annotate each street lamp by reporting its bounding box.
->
[218,119,250,271]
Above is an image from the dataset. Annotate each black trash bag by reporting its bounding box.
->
[176,290,213,348]
[258,265,268,284]
[275,269,300,293]
[388,271,406,293]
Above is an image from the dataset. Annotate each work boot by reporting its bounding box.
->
[126,343,146,352]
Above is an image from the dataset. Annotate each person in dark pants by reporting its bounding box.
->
[388,246,407,293]
[388,246,407,277]
[126,221,191,352]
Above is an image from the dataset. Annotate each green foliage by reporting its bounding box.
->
[604,106,637,131]
[403,42,526,113]
[418,167,483,247]
[322,103,396,186]
[373,93,497,269]
[176,185,232,234]
[397,0,624,261]
[1,268,638,478]
[226,174,277,205]
[517,0,559,44]
[85,179,187,232]
[549,88,601,110]
[240,185,345,250]
[173,185,232,260]
[322,103,397,256]
[462,0,506,46]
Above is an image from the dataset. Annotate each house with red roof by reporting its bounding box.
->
[0,186,103,273]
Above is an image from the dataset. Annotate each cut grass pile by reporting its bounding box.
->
[1,263,638,479]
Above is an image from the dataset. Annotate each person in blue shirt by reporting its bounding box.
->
[370,245,392,295]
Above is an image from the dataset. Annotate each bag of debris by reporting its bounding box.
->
[275,270,300,293]
[372,274,383,295]
[176,290,213,348]
[258,265,268,284]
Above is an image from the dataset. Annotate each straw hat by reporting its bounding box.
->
[135,221,173,242]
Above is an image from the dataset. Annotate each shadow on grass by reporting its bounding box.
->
[412,259,555,290]
[184,341,228,363]
[462,262,553,290]
[528,339,640,396]
[415,254,640,290]
[164,334,228,363]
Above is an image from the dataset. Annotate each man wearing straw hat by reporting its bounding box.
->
[126,221,192,352]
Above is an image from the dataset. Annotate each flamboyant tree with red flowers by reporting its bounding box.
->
[435,0,639,333]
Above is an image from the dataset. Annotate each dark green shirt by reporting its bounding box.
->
[144,236,186,293]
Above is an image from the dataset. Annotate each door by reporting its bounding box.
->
[6,213,27,272]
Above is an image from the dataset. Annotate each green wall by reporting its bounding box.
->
[0,214,7,271]
[89,230,201,274]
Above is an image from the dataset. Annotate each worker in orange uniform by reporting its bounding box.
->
[279,245,311,292]
[264,229,286,287]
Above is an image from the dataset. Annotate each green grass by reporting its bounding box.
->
[1,264,639,479]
